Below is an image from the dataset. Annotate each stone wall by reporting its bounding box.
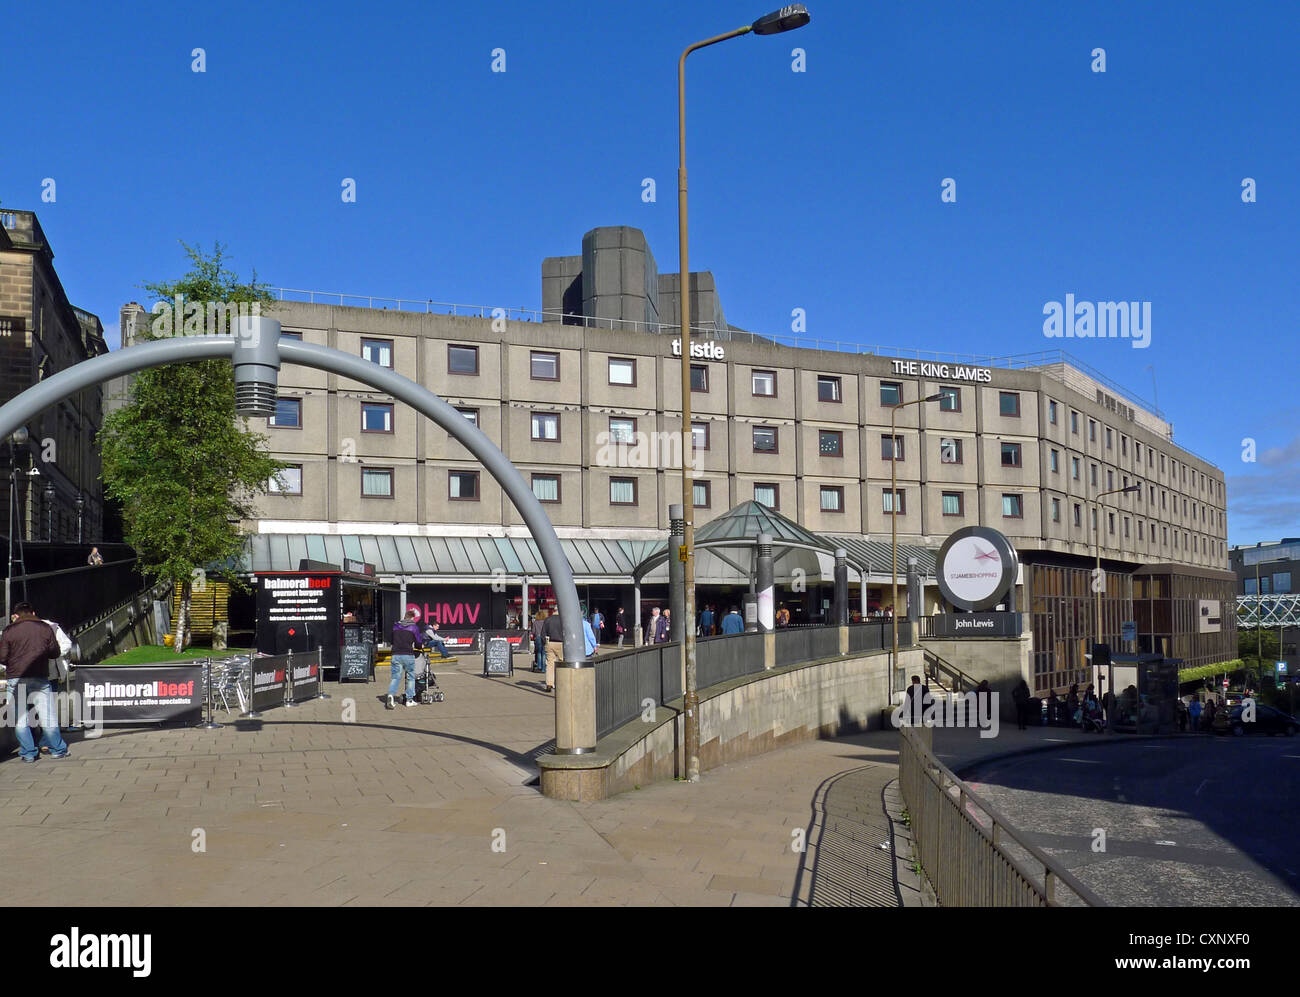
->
[540,645,921,802]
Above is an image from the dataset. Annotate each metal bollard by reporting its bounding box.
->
[197,658,222,729]
[284,649,297,708]
[314,647,330,701]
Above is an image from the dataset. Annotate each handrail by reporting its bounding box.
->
[900,726,1105,906]
[922,645,979,695]
[7,556,135,583]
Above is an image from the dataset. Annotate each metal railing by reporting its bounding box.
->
[593,641,684,739]
[774,625,842,667]
[921,645,979,696]
[899,726,1105,907]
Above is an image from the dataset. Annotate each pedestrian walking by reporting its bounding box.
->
[645,606,661,646]
[776,604,790,628]
[532,610,547,672]
[657,609,672,643]
[86,547,103,567]
[904,674,931,727]
[699,605,714,637]
[0,602,68,762]
[1012,678,1031,730]
[387,611,421,710]
[543,608,564,693]
[614,607,627,648]
[583,616,597,657]
[591,608,604,645]
[721,606,744,635]
[1188,696,1202,731]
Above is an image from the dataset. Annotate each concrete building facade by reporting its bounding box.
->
[0,209,109,545]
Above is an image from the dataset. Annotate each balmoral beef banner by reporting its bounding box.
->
[76,664,205,724]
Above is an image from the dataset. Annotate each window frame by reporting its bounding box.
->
[607,356,637,387]
[608,416,638,445]
[751,369,777,398]
[939,437,963,465]
[690,364,709,393]
[941,491,964,517]
[692,480,711,509]
[360,401,395,435]
[609,476,639,507]
[1000,441,1023,468]
[998,391,1021,418]
[456,406,480,427]
[269,463,303,496]
[361,337,394,369]
[819,484,845,513]
[268,397,302,430]
[1001,493,1024,519]
[754,482,780,510]
[360,465,394,499]
[691,421,710,452]
[880,381,903,407]
[816,375,842,403]
[883,487,906,515]
[447,344,480,376]
[819,429,844,458]
[752,425,779,454]
[530,411,561,443]
[530,350,560,382]
[938,385,961,413]
[881,433,904,462]
[448,469,481,502]
[531,473,561,504]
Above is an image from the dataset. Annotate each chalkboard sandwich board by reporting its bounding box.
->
[483,636,513,677]
[341,642,373,683]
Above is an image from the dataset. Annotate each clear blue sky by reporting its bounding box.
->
[4,0,1296,546]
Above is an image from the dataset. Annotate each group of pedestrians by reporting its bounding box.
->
[0,602,74,763]
[1178,695,1218,732]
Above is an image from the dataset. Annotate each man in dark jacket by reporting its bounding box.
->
[387,611,421,710]
[0,602,66,762]
[531,611,547,672]
[542,610,564,693]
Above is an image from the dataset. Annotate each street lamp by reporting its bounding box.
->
[5,427,29,618]
[677,5,811,785]
[75,493,84,544]
[43,484,54,543]
[1253,555,1288,685]
[1091,484,1141,653]
[890,391,943,696]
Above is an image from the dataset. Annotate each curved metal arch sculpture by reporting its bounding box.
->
[0,324,592,750]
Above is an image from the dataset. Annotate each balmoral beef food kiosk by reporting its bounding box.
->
[255,559,380,680]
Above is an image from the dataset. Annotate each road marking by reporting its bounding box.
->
[1195,779,1208,795]
[1282,755,1300,760]
[1056,757,1101,764]
[1155,840,1177,846]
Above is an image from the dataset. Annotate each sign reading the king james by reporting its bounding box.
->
[76,664,204,724]
[935,526,1019,612]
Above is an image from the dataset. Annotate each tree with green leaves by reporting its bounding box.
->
[98,243,285,649]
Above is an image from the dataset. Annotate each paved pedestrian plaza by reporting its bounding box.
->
[0,656,925,907]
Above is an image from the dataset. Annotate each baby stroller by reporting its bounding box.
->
[413,651,445,704]
[1079,700,1105,733]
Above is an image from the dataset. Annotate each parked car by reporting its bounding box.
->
[1213,703,1300,737]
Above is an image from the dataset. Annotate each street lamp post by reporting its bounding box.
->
[677,4,810,784]
[890,391,942,696]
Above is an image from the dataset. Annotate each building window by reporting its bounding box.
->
[1089,419,1097,442]
[361,338,393,368]
[939,385,961,412]
[817,375,842,402]
[1070,411,1079,434]
[752,369,777,397]
[1050,449,1060,473]
[1051,498,1061,522]
[361,467,393,498]
[753,426,778,453]
[880,381,902,407]
[1000,442,1022,468]
[1002,494,1023,518]
[1071,456,1080,480]
[1124,517,1130,538]
[1106,469,1113,489]
[448,344,479,375]
[691,421,709,451]
[608,417,636,444]
[269,397,301,428]
[361,402,394,433]
[940,438,962,464]
[531,412,560,442]
[999,392,1020,417]
[268,465,303,495]
[1090,463,1098,486]
[608,357,636,386]
[532,474,560,503]
[449,470,480,501]
[1108,512,1115,534]
[1073,504,1082,528]
[1134,442,1141,461]
[881,434,904,461]
[883,488,905,515]
[754,483,779,508]
[1121,436,1128,457]
[610,477,637,505]
[693,481,710,508]
[1275,572,1292,594]
[820,485,844,512]
[820,430,843,457]
[690,364,709,392]
[942,492,963,516]
[1138,521,1144,541]
[1105,427,1113,449]
[530,351,559,381]
[1048,399,1057,424]
[457,407,479,426]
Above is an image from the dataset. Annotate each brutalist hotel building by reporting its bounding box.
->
[195,226,1236,694]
